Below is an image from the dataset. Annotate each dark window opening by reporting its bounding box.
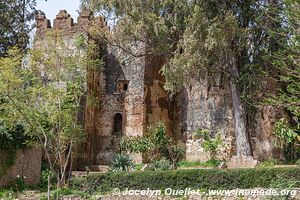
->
[117,80,129,92]
[113,113,123,135]
[123,83,128,91]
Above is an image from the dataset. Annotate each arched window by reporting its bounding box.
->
[113,113,123,135]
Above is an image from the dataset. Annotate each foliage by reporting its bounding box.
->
[81,0,300,157]
[120,122,184,167]
[70,167,300,193]
[264,0,300,161]
[0,189,15,200]
[10,176,27,192]
[144,158,171,171]
[177,160,202,168]
[39,188,88,200]
[274,118,300,160]
[167,144,185,169]
[258,159,279,168]
[134,164,144,171]
[0,29,94,190]
[120,122,171,158]
[194,129,224,160]
[295,159,300,167]
[275,119,299,144]
[177,160,221,168]
[0,122,30,150]
[0,150,16,178]
[110,153,134,172]
[39,169,55,189]
[0,0,38,56]
[120,135,154,155]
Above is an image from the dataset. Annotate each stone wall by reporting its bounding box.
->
[178,70,235,162]
[0,148,42,187]
[34,10,283,167]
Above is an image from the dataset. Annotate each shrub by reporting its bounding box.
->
[69,167,300,193]
[145,158,171,171]
[11,176,26,192]
[172,159,221,168]
[167,145,185,169]
[258,159,279,168]
[120,122,185,168]
[194,129,224,160]
[110,153,134,172]
[39,169,55,189]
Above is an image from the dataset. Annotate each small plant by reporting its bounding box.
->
[177,160,221,168]
[120,122,183,168]
[110,153,134,172]
[295,159,300,166]
[177,160,202,167]
[145,158,171,171]
[134,164,145,171]
[258,159,279,168]
[167,145,185,169]
[0,189,15,200]
[195,128,224,160]
[11,175,26,192]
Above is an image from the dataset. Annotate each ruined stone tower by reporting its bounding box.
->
[35,10,283,169]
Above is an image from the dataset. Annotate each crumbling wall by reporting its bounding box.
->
[34,10,283,166]
[0,149,42,187]
[144,55,175,138]
[178,70,235,162]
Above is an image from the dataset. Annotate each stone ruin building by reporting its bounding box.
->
[35,10,284,169]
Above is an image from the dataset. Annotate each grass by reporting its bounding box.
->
[177,159,221,168]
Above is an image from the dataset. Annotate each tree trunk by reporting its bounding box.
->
[228,50,252,156]
[47,175,51,200]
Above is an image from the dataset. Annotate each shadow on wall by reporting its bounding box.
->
[105,53,127,94]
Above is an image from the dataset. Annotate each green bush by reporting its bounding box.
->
[39,169,56,189]
[258,159,279,168]
[177,160,221,168]
[69,167,300,193]
[194,129,224,160]
[145,158,171,171]
[295,159,300,166]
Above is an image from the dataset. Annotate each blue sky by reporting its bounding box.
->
[36,0,81,23]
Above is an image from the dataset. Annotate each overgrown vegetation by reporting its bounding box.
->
[194,129,224,161]
[110,153,134,172]
[0,30,101,199]
[120,122,185,169]
[69,167,300,193]
[177,160,221,168]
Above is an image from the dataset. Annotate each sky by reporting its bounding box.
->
[36,0,81,23]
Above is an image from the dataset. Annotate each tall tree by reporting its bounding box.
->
[0,30,91,197]
[81,0,263,156]
[265,0,300,159]
[0,0,38,56]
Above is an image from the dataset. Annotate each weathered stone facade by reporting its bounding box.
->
[35,10,282,168]
[0,148,42,187]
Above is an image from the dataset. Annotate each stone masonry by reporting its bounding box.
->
[35,10,283,168]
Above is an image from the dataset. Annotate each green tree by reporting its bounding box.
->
[265,0,300,160]
[81,0,273,156]
[0,30,90,197]
[0,0,39,56]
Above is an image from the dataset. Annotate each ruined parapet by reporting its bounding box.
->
[53,10,74,29]
[36,12,51,29]
[35,10,109,37]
